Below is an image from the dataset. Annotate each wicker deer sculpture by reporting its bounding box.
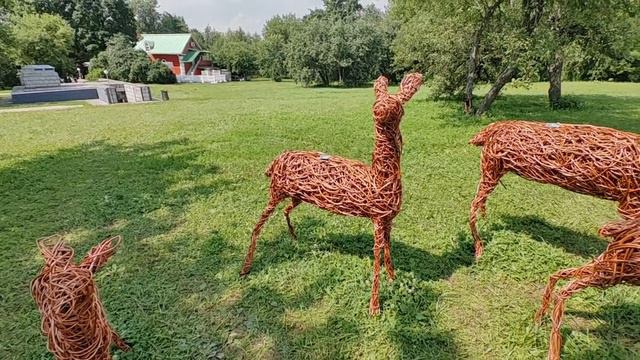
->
[31,235,129,360]
[469,120,640,258]
[240,73,423,315]
[534,218,640,360]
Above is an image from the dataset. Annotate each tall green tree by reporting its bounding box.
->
[208,29,260,77]
[129,0,159,33]
[32,0,75,22]
[72,0,109,62]
[0,3,18,87]
[11,13,74,75]
[258,14,300,81]
[102,0,137,42]
[157,12,189,33]
[286,1,393,86]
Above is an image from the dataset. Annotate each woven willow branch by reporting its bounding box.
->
[535,218,640,360]
[469,120,640,258]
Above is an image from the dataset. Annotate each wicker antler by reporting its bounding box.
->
[469,120,640,258]
[31,235,129,360]
[534,218,640,360]
[240,73,423,315]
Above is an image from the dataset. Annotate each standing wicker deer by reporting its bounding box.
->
[240,73,423,315]
[469,120,640,258]
[535,218,640,360]
[32,235,129,360]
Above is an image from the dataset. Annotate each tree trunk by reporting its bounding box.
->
[464,0,503,114]
[475,66,516,116]
[548,50,563,109]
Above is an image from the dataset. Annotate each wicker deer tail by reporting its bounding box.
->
[470,122,499,146]
[265,157,278,177]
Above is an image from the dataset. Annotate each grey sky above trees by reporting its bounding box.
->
[157,0,388,33]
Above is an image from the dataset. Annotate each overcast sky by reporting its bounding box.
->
[157,0,389,34]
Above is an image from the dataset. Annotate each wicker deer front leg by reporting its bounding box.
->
[469,121,640,258]
[31,235,130,360]
[534,218,640,360]
[240,73,423,315]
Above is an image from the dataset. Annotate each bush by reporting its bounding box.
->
[128,57,150,83]
[146,61,176,84]
[86,67,104,81]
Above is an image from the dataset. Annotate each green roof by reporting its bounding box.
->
[135,34,193,55]
[181,50,201,63]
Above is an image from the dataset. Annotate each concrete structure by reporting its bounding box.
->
[19,65,61,89]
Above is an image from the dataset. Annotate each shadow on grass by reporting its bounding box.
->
[437,94,640,133]
[0,139,229,358]
[246,216,474,283]
[235,215,465,358]
[561,302,640,359]
[489,215,608,259]
[233,271,460,359]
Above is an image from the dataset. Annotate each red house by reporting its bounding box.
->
[135,34,213,78]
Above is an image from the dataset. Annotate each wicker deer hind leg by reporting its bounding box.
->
[31,235,129,360]
[535,218,640,360]
[240,73,423,315]
[469,120,640,258]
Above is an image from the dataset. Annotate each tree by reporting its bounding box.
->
[285,1,393,86]
[102,0,137,42]
[11,13,74,76]
[129,0,159,33]
[258,14,300,81]
[72,0,109,62]
[32,0,76,22]
[157,12,189,33]
[210,29,259,78]
[0,7,18,87]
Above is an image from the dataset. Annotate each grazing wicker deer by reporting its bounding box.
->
[469,120,640,258]
[534,218,640,360]
[32,235,129,360]
[240,73,423,315]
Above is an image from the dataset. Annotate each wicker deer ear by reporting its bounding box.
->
[80,235,122,273]
[373,75,389,98]
[397,73,423,104]
[36,235,73,265]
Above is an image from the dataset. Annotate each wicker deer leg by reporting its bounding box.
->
[369,218,386,315]
[111,330,131,352]
[284,198,302,241]
[535,268,580,324]
[240,197,283,276]
[469,156,506,258]
[547,280,587,360]
[382,221,395,281]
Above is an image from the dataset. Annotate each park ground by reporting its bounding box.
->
[0,80,639,359]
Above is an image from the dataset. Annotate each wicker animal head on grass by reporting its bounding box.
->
[31,235,129,360]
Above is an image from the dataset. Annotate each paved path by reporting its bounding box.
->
[0,105,83,113]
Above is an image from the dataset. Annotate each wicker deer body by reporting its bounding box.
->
[535,218,640,360]
[469,120,640,257]
[240,73,423,315]
[31,236,129,360]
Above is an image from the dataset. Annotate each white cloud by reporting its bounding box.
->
[156,0,389,34]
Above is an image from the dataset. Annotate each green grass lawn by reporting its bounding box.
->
[1,80,639,359]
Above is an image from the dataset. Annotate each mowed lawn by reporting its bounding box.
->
[1,80,639,359]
